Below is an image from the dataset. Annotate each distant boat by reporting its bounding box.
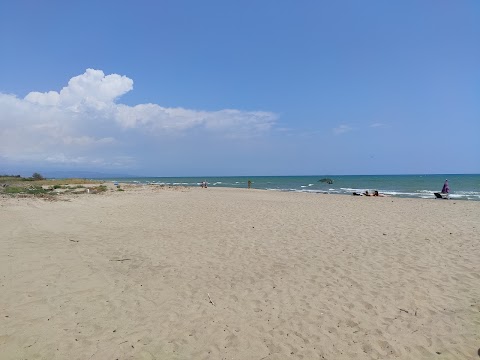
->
[319,178,334,184]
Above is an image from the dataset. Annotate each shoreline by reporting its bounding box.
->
[4,173,478,201]
[97,174,480,201]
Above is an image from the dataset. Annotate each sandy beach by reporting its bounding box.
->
[1,186,479,359]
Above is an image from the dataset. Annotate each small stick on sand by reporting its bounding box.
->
[25,340,37,348]
[109,258,131,262]
[207,293,215,306]
[399,308,409,314]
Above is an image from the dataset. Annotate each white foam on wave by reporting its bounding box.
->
[455,191,480,195]
[295,189,328,194]
[340,187,365,193]
[447,193,480,200]
[223,183,479,201]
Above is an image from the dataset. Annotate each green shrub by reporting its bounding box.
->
[4,186,46,195]
[91,185,108,193]
[4,186,24,194]
[27,186,47,194]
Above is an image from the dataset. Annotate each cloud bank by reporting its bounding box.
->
[0,69,277,168]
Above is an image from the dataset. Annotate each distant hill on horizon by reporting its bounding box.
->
[43,171,135,179]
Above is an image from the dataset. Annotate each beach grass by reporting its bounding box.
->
[4,185,49,195]
[0,177,103,197]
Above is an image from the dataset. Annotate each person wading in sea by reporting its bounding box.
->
[441,179,450,198]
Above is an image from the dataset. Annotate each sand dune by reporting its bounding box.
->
[1,187,479,359]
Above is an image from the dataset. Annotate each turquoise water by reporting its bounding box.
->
[101,174,480,201]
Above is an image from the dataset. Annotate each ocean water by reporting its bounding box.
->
[103,174,480,201]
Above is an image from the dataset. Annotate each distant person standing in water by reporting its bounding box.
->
[248,180,252,189]
[441,179,450,198]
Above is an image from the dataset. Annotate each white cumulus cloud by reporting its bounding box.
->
[333,124,353,135]
[25,69,133,109]
[0,69,277,167]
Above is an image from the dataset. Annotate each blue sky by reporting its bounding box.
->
[0,1,479,176]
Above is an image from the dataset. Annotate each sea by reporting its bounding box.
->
[98,174,480,201]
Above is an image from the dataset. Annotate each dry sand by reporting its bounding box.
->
[1,186,479,359]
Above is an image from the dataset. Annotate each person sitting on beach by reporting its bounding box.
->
[363,190,372,196]
[373,190,389,197]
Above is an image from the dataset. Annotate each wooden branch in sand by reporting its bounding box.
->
[109,258,131,262]
[207,293,215,306]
